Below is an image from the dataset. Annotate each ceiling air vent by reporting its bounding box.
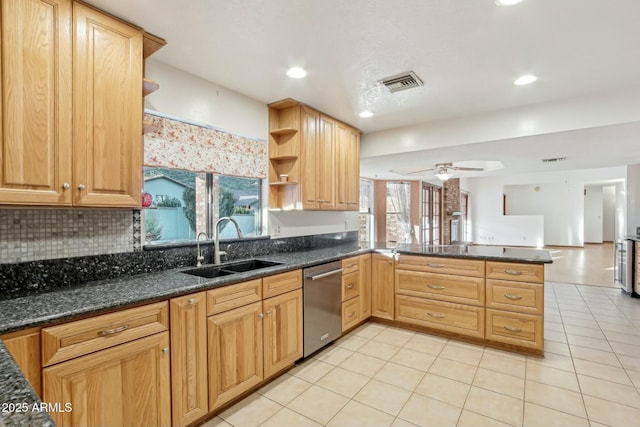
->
[541,157,567,163]
[379,71,424,93]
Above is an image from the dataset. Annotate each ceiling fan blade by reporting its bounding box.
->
[390,167,436,175]
[450,166,484,171]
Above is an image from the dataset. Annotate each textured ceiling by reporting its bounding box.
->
[88,0,640,179]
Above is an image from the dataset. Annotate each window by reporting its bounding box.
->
[386,182,412,245]
[359,179,374,242]
[421,182,442,245]
[143,167,262,245]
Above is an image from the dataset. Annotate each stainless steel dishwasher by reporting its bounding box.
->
[303,260,343,357]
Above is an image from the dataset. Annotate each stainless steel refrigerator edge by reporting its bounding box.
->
[303,261,343,357]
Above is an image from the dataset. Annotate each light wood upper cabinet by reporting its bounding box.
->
[0,0,72,205]
[263,289,303,379]
[336,122,360,211]
[72,2,143,207]
[170,292,208,427]
[43,332,171,427]
[268,99,360,211]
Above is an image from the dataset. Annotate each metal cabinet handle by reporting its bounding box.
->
[308,268,343,280]
[258,313,264,319]
[78,184,86,191]
[346,284,354,289]
[347,311,356,318]
[427,312,445,319]
[188,298,196,305]
[427,284,446,290]
[62,183,70,190]
[162,347,169,355]
[504,293,523,300]
[427,263,445,268]
[505,269,522,276]
[98,324,129,336]
[347,263,357,268]
[266,310,272,316]
[504,325,522,332]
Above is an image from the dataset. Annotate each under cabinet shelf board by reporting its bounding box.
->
[269,181,298,186]
[270,127,298,136]
[269,155,298,161]
[143,79,160,96]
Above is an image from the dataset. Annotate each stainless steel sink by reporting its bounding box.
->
[219,259,282,273]
[182,259,282,278]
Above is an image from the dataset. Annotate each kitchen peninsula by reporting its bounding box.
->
[0,239,551,427]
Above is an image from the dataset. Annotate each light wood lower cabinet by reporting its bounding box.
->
[371,253,395,320]
[359,254,372,319]
[1,327,42,397]
[42,332,171,427]
[208,301,264,411]
[486,309,543,349]
[263,289,303,378]
[170,292,208,427]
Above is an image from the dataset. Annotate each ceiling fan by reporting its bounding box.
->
[393,162,484,181]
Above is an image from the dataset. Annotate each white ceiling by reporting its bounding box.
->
[90,0,640,180]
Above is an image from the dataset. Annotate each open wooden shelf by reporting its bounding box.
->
[270,155,298,161]
[143,78,159,96]
[270,127,297,136]
[269,181,298,186]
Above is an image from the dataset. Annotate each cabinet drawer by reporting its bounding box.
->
[395,269,484,306]
[396,255,484,278]
[342,271,359,301]
[486,309,543,350]
[395,295,484,339]
[486,280,544,315]
[207,279,262,316]
[486,262,544,284]
[342,256,360,275]
[263,270,302,299]
[342,297,361,332]
[42,301,168,366]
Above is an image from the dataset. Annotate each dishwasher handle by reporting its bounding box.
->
[306,268,343,280]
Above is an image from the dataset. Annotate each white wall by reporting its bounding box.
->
[615,181,627,242]
[603,186,616,242]
[584,186,603,243]
[145,59,268,140]
[627,164,640,236]
[465,166,625,247]
[145,60,359,238]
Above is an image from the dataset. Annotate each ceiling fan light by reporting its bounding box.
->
[435,171,453,181]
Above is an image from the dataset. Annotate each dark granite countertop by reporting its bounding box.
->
[625,235,640,242]
[0,242,552,426]
[0,342,54,427]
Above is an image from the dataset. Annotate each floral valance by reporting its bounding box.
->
[143,112,267,179]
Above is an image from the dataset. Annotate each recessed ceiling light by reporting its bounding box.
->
[495,0,525,6]
[514,74,538,85]
[286,67,306,79]
[359,111,374,118]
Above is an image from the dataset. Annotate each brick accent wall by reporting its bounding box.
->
[443,178,461,244]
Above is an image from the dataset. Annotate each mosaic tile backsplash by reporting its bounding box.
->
[0,209,137,264]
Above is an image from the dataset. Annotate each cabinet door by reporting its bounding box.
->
[371,253,395,320]
[72,2,143,207]
[170,293,208,427]
[263,289,303,378]
[300,106,319,209]
[42,332,171,427]
[0,0,72,205]
[317,114,335,209]
[208,301,263,410]
[1,327,42,397]
[336,123,360,211]
[359,254,372,319]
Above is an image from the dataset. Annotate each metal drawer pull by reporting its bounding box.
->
[162,347,169,355]
[99,324,129,336]
[188,298,195,305]
[266,310,272,316]
[427,284,446,290]
[504,293,523,300]
[505,269,523,275]
[504,325,522,332]
[258,313,264,319]
[427,263,445,268]
[346,284,354,289]
[427,312,445,319]
[308,268,343,280]
[347,311,356,318]
[347,263,357,268]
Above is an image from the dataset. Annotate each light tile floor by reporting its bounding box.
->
[204,281,640,427]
